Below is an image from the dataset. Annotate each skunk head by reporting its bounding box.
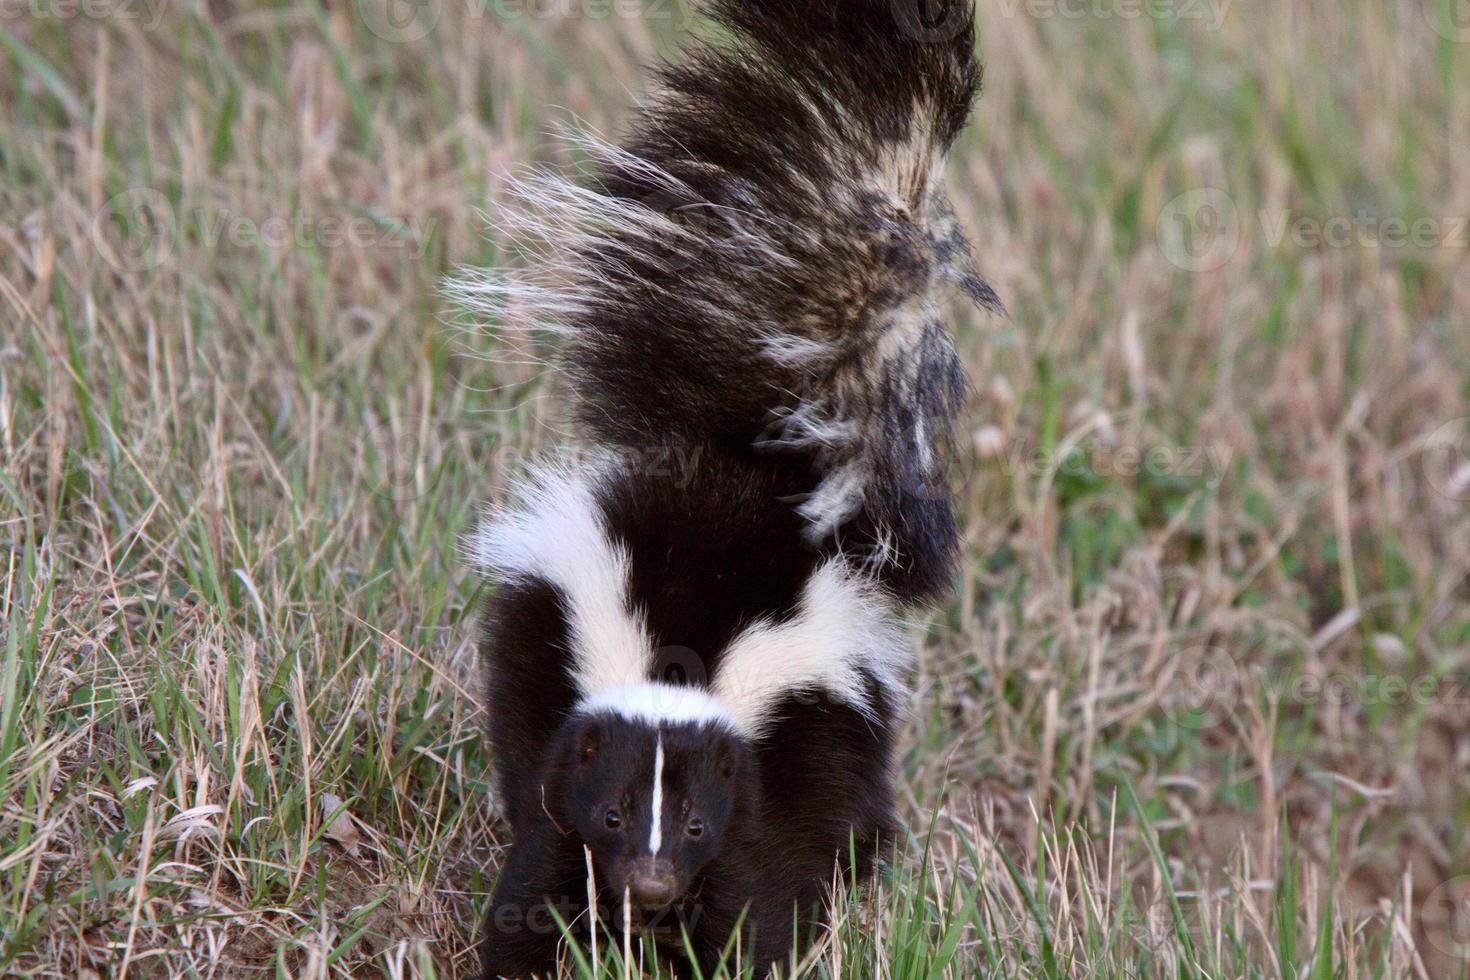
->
[555,685,751,910]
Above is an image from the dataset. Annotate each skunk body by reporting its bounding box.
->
[473,449,903,975]
[459,1,993,975]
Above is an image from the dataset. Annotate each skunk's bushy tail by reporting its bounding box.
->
[454,0,998,603]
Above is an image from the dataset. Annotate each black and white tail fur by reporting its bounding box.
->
[456,2,995,976]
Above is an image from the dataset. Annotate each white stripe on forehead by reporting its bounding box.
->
[467,458,653,695]
[648,734,665,855]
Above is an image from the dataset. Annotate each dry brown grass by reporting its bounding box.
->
[1,0,1467,976]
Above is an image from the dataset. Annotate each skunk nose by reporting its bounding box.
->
[626,859,678,909]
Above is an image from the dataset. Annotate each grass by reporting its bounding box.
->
[1,0,1468,976]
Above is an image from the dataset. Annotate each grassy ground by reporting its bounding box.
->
[2,0,1468,976]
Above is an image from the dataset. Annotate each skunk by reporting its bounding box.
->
[470,450,908,975]
[455,1,997,976]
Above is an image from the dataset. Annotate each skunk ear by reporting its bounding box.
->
[577,720,604,765]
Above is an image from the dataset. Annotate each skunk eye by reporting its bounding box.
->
[686,818,704,839]
[604,809,622,830]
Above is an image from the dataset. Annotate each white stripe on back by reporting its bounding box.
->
[467,459,653,696]
[713,559,909,736]
[472,465,910,743]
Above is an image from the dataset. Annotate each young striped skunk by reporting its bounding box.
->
[456,1,998,976]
